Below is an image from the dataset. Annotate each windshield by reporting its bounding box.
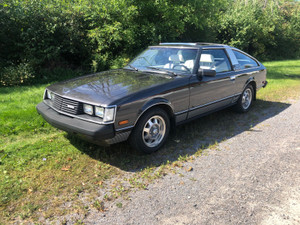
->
[127,47,198,74]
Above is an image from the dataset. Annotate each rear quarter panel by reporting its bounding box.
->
[234,65,267,95]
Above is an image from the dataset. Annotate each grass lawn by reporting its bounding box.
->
[1,60,300,223]
[258,60,300,101]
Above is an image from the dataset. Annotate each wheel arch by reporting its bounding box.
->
[244,78,257,100]
[134,98,175,128]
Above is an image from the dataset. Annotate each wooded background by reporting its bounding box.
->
[0,0,299,85]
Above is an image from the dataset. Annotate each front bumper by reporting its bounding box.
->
[36,102,130,145]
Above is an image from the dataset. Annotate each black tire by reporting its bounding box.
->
[129,108,170,154]
[234,84,254,113]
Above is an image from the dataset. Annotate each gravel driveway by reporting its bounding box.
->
[82,99,300,225]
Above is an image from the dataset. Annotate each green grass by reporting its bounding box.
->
[0,59,300,223]
[258,60,300,101]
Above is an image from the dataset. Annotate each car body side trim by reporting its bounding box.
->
[174,93,242,116]
[189,93,242,112]
[115,125,135,132]
[174,109,189,116]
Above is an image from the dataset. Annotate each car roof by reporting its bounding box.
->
[159,42,230,48]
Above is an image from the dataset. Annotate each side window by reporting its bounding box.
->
[233,50,259,69]
[200,49,232,73]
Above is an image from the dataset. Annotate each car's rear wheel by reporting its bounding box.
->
[129,108,170,154]
[234,84,254,113]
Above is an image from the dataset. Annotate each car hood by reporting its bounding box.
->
[47,69,174,105]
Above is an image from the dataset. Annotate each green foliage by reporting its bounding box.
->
[0,0,299,86]
[0,63,35,86]
[216,0,300,59]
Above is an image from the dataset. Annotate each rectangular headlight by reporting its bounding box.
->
[83,104,93,115]
[103,107,115,122]
[95,106,104,118]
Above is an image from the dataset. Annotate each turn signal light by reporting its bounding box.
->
[118,120,129,125]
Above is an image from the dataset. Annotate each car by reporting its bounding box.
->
[36,42,267,153]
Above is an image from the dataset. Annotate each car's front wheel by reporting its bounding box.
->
[129,108,170,154]
[234,84,254,113]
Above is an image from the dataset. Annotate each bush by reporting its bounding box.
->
[216,0,300,60]
[0,63,35,86]
[0,0,299,86]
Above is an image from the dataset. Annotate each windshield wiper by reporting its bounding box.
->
[146,66,177,76]
[128,64,138,71]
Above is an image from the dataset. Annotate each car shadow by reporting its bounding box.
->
[68,99,291,172]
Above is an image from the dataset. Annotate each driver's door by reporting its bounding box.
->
[188,49,237,119]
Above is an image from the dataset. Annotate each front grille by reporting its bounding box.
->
[53,94,83,115]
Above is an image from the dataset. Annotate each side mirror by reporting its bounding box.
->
[197,69,216,79]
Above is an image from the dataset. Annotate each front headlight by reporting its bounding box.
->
[84,104,116,123]
[95,106,104,118]
[83,104,93,115]
[103,107,115,122]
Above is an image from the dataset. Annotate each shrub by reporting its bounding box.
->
[0,0,299,86]
[0,63,35,86]
[216,0,300,60]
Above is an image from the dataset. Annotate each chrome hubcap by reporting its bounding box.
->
[142,115,166,148]
[242,88,252,109]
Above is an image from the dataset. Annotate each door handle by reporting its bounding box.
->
[230,75,236,81]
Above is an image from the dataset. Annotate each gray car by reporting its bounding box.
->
[37,43,267,153]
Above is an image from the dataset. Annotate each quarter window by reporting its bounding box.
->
[233,50,259,69]
[200,49,232,73]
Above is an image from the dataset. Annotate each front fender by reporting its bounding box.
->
[141,98,173,112]
[134,98,174,125]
